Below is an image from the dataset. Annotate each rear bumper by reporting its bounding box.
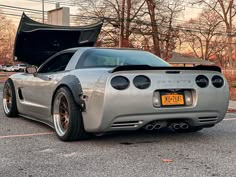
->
[84,106,227,132]
[83,90,229,132]
[106,111,221,131]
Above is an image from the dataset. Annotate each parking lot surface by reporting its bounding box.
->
[0,83,236,177]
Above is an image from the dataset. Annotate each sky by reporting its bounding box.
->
[0,0,201,25]
[0,0,78,24]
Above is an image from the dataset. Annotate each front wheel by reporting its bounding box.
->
[2,79,18,117]
[53,87,89,141]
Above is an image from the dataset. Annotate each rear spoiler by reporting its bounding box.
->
[111,65,221,73]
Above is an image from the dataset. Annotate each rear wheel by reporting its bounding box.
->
[2,79,18,117]
[53,87,89,141]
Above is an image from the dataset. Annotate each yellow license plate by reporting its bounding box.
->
[161,93,184,106]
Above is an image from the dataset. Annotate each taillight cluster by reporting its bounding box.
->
[195,75,209,88]
[111,74,225,90]
[196,75,224,88]
[111,76,130,90]
[133,75,151,89]
[111,75,151,90]
[212,75,224,88]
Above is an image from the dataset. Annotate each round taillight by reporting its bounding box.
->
[133,75,151,89]
[111,76,129,90]
[212,75,224,88]
[196,75,209,88]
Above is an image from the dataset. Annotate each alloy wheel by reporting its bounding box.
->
[53,93,70,136]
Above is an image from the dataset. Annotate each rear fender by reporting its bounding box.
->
[52,75,85,113]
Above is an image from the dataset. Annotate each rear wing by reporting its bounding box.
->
[111,65,221,73]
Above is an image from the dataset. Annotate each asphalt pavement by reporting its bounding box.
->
[0,84,236,177]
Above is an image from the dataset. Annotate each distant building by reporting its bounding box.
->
[168,52,214,66]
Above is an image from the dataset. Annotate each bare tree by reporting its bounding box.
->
[75,0,146,47]
[211,39,228,67]
[158,0,183,59]
[181,10,223,61]
[193,0,236,67]
[145,0,161,56]
[0,14,16,64]
[74,0,183,58]
[144,0,183,58]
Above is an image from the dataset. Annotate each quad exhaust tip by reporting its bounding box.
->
[144,121,168,131]
[171,123,181,130]
[171,122,189,130]
[145,124,154,130]
[180,122,189,129]
[144,121,189,131]
[154,124,161,130]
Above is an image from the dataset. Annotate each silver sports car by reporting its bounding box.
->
[3,13,229,141]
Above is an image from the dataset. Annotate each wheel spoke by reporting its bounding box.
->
[63,121,69,129]
[3,84,13,114]
[60,98,67,108]
[54,94,70,136]
[59,106,67,112]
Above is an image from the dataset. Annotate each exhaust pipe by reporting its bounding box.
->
[180,122,189,129]
[154,123,161,130]
[171,123,181,130]
[145,124,154,130]
[153,121,168,130]
[145,121,168,130]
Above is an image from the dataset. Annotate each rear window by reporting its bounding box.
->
[77,49,170,68]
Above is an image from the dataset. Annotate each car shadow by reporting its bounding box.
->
[87,128,210,145]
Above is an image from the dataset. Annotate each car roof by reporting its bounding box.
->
[62,47,141,53]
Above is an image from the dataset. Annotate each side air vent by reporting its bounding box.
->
[198,117,218,123]
[18,88,24,100]
[111,121,143,128]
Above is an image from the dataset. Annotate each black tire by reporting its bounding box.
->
[2,79,18,117]
[52,87,89,141]
[174,127,203,133]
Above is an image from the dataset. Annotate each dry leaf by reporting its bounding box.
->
[162,159,173,162]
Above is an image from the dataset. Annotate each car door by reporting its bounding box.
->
[20,52,74,121]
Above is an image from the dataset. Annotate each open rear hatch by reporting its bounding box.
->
[14,13,103,66]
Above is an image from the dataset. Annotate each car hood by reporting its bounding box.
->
[14,13,103,66]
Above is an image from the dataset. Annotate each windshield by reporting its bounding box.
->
[77,49,170,68]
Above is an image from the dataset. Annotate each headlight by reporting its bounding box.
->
[212,75,224,88]
[111,76,129,90]
[196,75,209,88]
[133,75,151,89]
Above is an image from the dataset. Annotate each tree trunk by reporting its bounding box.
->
[146,0,161,57]
[226,26,233,68]
[124,0,131,47]
[119,0,125,47]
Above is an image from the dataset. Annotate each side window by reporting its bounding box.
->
[38,52,74,73]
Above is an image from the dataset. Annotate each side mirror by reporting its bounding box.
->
[25,66,37,75]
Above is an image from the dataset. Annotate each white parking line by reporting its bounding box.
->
[0,132,54,139]
[224,118,236,121]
